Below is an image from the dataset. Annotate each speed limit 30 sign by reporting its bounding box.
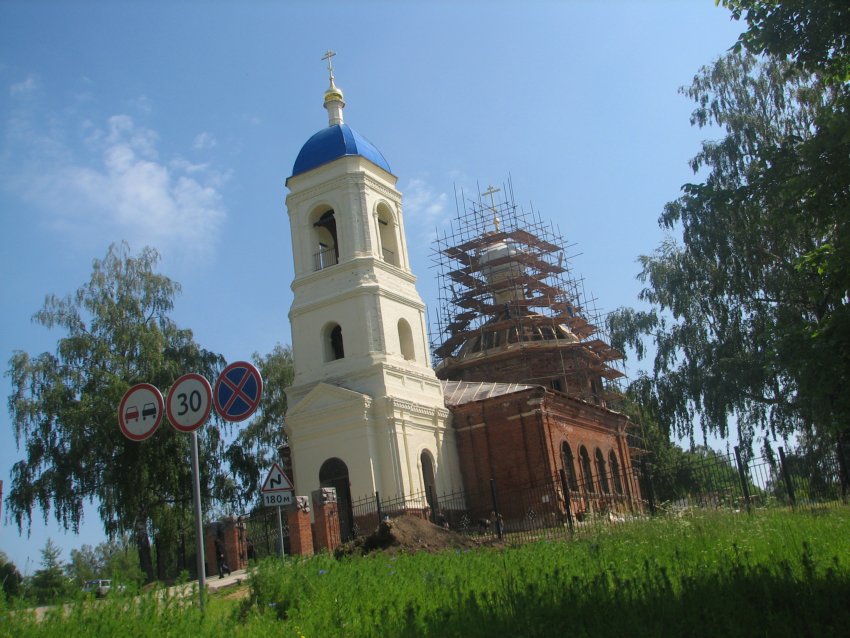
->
[166,373,213,433]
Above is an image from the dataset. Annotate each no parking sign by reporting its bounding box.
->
[214,361,263,422]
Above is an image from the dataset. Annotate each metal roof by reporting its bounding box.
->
[291,123,391,177]
[442,380,538,406]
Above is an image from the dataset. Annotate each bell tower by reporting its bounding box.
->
[284,53,461,523]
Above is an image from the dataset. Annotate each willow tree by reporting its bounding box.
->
[608,50,847,446]
[6,243,229,580]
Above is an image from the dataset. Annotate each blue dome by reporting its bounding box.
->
[291,123,391,177]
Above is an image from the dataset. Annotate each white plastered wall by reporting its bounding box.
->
[283,154,461,503]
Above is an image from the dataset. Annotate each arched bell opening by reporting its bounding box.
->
[376,202,400,266]
[311,208,339,270]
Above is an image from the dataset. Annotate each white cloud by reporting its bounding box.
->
[402,177,450,233]
[1,104,227,261]
[193,132,216,150]
[10,74,39,96]
[171,157,209,174]
[126,95,153,115]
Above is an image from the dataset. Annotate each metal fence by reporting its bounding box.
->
[344,444,849,546]
[243,505,289,559]
[239,443,848,551]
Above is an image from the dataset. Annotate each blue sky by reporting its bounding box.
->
[0,1,743,573]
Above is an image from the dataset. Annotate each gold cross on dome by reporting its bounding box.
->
[482,185,502,232]
[322,50,336,81]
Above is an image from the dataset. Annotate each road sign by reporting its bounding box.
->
[263,491,293,507]
[118,383,164,441]
[213,361,263,422]
[167,373,213,433]
[261,462,294,492]
[261,462,294,507]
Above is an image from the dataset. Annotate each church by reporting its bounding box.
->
[282,56,640,538]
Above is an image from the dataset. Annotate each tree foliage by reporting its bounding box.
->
[6,243,230,580]
[224,344,294,509]
[65,544,99,586]
[609,43,849,445]
[619,377,742,503]
[65,536,143,587]
[29,539,71,605]
[720,1,850,81]
[0,552,23,601]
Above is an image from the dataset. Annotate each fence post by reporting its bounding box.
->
[778,446,797,508]
[640,458,657,515]
[734,446,753,514]
[489,478,503,540]
[558,469,575,536]
[375,491,382,523]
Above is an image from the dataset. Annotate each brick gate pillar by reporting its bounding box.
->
[287,496,314,556]
[312,487,341,553]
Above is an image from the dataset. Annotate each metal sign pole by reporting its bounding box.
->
[276,505,285,557]
[191,430,206,610]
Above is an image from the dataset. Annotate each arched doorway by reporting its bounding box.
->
[319,458,355,540]
[421,450,437,497]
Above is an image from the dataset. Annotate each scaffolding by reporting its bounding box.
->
[430,178,624,404]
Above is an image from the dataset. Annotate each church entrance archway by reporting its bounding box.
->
[319,457,355,540]
[421,450,437,496]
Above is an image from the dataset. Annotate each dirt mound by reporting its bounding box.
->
[334,515,483,558]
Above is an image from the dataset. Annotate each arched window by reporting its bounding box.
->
[595,448,610,494]
[312,208,339,270]
[609,450,623,495]
[561,442,578,491]
[323,322,345,361]
[579,446,595,493]
[376,203,400,266]
[398,319,415,361]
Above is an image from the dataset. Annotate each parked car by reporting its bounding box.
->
[83,579,117,598]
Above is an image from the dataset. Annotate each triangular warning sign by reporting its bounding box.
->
[261,462,294,493]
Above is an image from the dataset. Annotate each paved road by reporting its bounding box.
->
[205,568,249,592]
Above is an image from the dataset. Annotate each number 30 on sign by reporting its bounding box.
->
[264,492,293,507]
[166,373,213,433]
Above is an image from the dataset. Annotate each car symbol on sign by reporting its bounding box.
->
[124,406,140,422]
[142,403,157,420]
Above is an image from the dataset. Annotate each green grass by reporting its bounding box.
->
[3,509,849,637]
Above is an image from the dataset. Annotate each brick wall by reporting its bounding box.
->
[450,387,638,518]
[205,519,248,576]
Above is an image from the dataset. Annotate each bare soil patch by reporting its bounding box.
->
[335,515,492,558]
